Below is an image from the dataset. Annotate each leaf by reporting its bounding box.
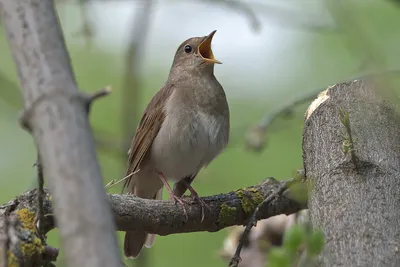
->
[307,230,325,256]
[267,248,291,267]
[283,225,306,254]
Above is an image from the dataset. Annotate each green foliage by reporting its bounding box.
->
[283,225,306,254]
[267,223,324,267]
[268,248,291,267]
[307,231,325,256]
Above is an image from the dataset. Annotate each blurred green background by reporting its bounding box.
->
[1,0,400,266]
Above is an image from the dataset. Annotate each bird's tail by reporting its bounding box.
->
[124,186,163,258]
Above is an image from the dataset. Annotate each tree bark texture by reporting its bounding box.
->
[0,178,305,233]
[0,177,305,264]
[303,79,400,267]
[0,1,120,266]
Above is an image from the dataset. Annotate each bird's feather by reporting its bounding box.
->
[122,84,174,192]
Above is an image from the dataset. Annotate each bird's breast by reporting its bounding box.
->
[150,103,229,181]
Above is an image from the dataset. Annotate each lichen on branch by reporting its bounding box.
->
[0,177,306,265]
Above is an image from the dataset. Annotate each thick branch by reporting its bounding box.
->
[0,178,305,238]
[0,1,120,266]
[303,79,400,266]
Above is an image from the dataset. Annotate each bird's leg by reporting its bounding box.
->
[157,172,188,220]
[180,179,209,222]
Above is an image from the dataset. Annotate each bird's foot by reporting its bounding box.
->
[158,172,189,221]
[186,185,209,222]
[168,193,189,222]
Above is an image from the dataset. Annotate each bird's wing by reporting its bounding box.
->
[122,84,174,192]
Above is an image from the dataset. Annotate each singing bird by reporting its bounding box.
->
[123,30,230,258]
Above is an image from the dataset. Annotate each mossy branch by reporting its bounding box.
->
[0,178,306,264]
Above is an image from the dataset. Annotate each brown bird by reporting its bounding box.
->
[123,30,230,259]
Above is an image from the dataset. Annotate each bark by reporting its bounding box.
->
[0,1,120,266]
[0,178,305,234]
[0,177,305,264]
[303,79,400,267]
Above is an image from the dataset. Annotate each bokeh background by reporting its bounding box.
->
[1,0,400,266]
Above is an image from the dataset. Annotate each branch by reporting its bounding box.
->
[121,0,154,152]
[228,178,298,267]
[245,69,400,153]
[199,0,261,32]
[73,0,95,47]
[0,191,59,267]
[0,0,121,266]
[245,91,319,152]
[0,178,305,244]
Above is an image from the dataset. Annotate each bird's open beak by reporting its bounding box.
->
[198,30,222,64]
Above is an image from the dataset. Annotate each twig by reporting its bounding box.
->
[246,69,400,153]
[104,170,139,190]
[84,86,112,113]
[246,91,319,152]
[229,178,297,267]
[121,0,154,152]
[73,0,95,48]
[205,0,261,31]
[34,153,46,242]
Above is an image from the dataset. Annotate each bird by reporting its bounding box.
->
[122,30,230,259]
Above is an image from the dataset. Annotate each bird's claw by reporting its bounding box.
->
[170,195,189,222]
[189,194,209,222]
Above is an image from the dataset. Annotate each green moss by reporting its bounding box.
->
[218,203,237,225]
[14,209,45,261]
[15,209,36,232]
[20,236,45,257]
[235,187,264,215]
[7,250,19,267]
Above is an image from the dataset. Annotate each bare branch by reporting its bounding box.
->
[121,0,154,153]
[84,86,112,113]
[73,0,95,47]
[0,0,121,266]
[245,91,319,152]
[245,69,400,153]
[34,155,45,242]
[200,0,261,31]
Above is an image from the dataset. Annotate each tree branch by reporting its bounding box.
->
[228,177,299,267]
[0,177,305,260]
[245,91,319,152]
[0,0,121,266]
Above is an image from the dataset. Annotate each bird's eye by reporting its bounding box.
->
[184,45,192,53]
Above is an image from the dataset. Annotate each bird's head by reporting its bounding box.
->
[170,30,221,74]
